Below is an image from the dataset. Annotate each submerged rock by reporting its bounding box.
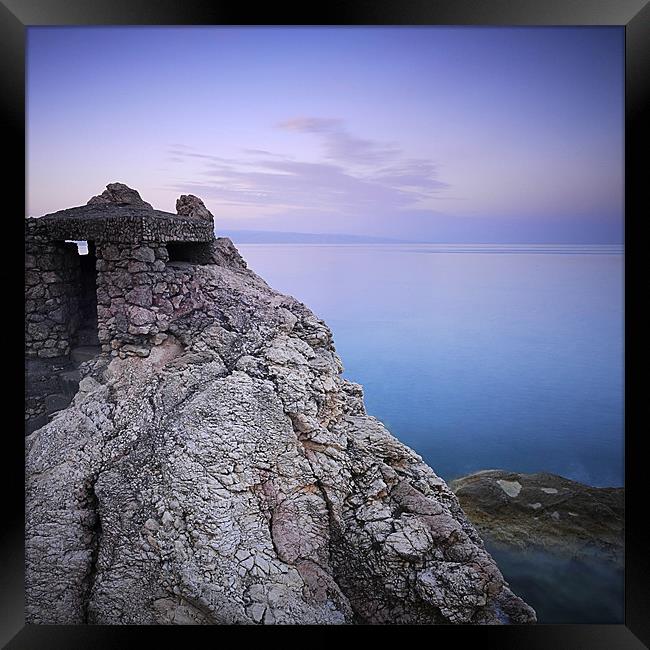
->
[450,470,624,566]
[25,190,536,625]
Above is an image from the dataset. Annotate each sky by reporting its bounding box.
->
[27,27,624,243]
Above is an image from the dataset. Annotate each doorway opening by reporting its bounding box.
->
[75,240,100,350]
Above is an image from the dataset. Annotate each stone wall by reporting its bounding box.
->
[25,233,218,360]
[25,187,234,361]
[26,231,219,362]
[25,221,81,358]
[95,241,210,357]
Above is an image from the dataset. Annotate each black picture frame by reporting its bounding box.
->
[3,1,647,646]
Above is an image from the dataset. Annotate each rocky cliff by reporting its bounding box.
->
[26,235,536,625]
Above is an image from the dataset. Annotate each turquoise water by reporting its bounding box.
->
[239,243,624,488]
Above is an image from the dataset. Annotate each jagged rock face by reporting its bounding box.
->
[87,183,154,210]
[25,244,536,625]
[176,194,214,222]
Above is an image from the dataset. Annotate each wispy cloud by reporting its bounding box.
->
[166,117,450,221]
[167,148,240,165]
[242,148,292,158]
[277,116,401,165]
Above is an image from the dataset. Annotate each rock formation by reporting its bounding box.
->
[450,470,624,566]
[87,182,154,209]
[176,194,214,222]
[25,184,536,625]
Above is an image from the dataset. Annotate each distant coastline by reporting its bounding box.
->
[220,230,406,244]
[230,235,623,255]
[221,229,624,249]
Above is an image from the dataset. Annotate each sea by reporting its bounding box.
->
[238,242,625,623]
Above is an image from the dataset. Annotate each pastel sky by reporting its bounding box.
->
[27,27,624,243]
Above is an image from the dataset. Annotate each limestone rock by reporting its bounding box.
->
[87,183,154,210]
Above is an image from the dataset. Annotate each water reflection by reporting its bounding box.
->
[486,544,624,623]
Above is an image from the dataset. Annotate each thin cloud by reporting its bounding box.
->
[167,148,240,165]
[276,116,401,166]
[166,120,450,218]
[369,159,449,190]
[277,117,344,133]
[242,148,293,158]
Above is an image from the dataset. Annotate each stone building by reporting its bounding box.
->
[25,182,239,432]
[24,183,224,360]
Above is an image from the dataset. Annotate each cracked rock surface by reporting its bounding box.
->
[26,241,536,625]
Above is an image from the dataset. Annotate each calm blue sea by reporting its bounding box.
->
[239,243,624,489]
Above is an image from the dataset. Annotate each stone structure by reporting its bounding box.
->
[25,183,221,360]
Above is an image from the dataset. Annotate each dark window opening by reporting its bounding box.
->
[166,241,213,265]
